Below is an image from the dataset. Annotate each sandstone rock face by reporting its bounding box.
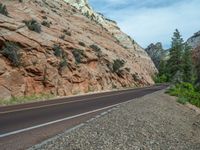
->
[145,42,169,69]
[0,0,157,100]
[187,31,200,49]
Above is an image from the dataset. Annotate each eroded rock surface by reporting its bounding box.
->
[0,0,157,100]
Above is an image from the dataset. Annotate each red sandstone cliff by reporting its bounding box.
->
[0,0,157,100]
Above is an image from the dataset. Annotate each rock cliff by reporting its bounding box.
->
[187,31,200,49]
[0,0,157,100]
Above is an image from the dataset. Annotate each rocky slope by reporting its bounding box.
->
[187,31,200,49]
[187,31,200,64]
[0,0,157,100]
[145,42,169,69]
[187,31,200,83]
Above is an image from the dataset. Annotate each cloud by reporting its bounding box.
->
[89,0,200,48]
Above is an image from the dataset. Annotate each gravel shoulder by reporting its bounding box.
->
[30,90,200,150]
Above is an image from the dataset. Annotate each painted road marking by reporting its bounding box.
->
[0,97,136,138]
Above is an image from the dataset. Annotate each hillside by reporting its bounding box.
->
[0,0,157,100]
[187,31,200,72]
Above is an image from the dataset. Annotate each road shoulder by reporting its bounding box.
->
[30,90,200,150]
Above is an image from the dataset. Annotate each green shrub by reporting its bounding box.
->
[59,58,68,69]
[53,44,63,58]
[1,42,21,66]
[59,35,65,40]
[0,3,8,16]
[79,41,86,47]
[177,97,188,104]
[154,74,168,83]
[42,16,47,19]
[167,82,200,107]
[90,44,102,57]
[112,59,125,73]
[24,19,42,33]
[19,0,23,2]
[41,20,50,28]
[72,48,84,64]
[63,29,71,36]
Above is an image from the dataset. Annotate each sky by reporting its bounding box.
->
[89,0,200,49]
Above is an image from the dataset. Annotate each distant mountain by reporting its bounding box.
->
[145,42,169,69]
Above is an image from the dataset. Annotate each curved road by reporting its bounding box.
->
[0,84,168,149]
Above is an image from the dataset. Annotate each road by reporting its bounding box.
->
[0,85,168,150]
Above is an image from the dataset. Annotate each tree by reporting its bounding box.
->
[167,29,184,82]
[182,43,194,83]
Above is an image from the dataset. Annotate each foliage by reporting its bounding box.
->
[167,82,200,107]
[41,20,50,28]
[59,35,65,40]
[154,74,168,83]
[182,43,194,83]
[59,58,68,70]
[90,44,102,57]
[72,48,85,64]
[79,41,86,47]
[24,19,42,33]
[0,3,8,16]
[53,44,64,58]
[63,29,71,36]
[167,29,184,81]
[155,29,195,84]
[112,59,125,73]
[1,42,21,67]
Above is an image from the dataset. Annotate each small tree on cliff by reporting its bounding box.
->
[167,29,184,82]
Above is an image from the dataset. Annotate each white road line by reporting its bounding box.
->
[0,97,136,138]
[0,88,145,114]
[0,103,114,138]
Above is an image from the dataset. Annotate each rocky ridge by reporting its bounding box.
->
[0,0,157,101]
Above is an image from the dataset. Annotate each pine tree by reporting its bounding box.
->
[182,43,193,83]
[167,29,184,82]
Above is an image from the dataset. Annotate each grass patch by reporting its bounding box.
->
[0,94,54,106]
[167,82,200,107]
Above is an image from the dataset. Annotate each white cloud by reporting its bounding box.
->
[89,0,200,48]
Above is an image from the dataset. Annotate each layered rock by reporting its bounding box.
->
[187,31,200,84]
[145,42,169,69]
[187,31,200,49]
[0,0,157,100]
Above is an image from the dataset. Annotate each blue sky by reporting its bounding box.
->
[89,0,200,48]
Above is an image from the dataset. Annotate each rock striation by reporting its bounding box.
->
[0,0,157,100]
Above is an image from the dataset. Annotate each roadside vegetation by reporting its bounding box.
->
[0,3,8,16]
[0,93,54,106]
[154,29,200,108]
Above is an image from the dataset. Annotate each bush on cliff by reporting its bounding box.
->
[1,42,21,67]
[24,19,42,33]
[112,59,125,73]
[72,48,85,64]
[0,3,8,16]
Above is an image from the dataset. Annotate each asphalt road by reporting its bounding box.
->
[0,84,168,149]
